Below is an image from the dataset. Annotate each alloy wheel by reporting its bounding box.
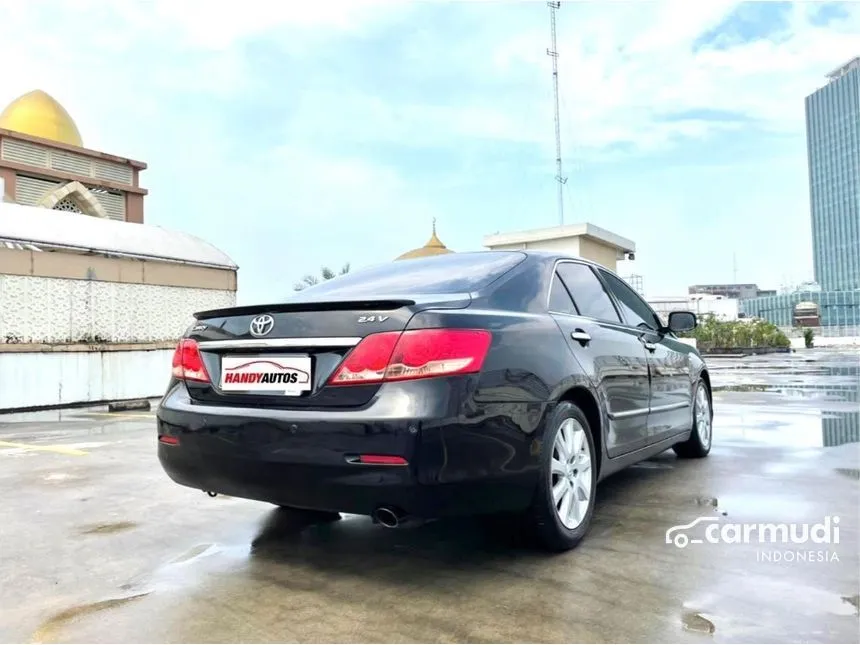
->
[551,418,593,530]
[695,384,712,448]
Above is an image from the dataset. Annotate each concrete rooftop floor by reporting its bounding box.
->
[0,349,858,643]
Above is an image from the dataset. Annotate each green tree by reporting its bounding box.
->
[293,263,351,291]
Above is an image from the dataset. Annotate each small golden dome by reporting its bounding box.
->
[395,219,454,261]
[0,90,83,147]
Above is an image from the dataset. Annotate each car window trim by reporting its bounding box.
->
[547,258,624,325]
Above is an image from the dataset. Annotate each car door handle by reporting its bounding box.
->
[571,330,591,345]
[642,341,657,352]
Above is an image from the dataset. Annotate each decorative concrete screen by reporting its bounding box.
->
[0,275,235,344]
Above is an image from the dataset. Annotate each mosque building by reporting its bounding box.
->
[394,218,453,261]
[0,90,237,412]
[0,90,147,221]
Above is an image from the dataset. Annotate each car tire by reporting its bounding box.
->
[672,378,713,459]
[527,401,598,552]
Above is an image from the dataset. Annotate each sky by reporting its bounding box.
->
[0,0,858,303]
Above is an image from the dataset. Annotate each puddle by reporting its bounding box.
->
[114,541,250,601]
[710,354,859,409]
[78,521,137,535]
[835,468,860,480]
[695,496,728,516]
[717,409,859,448]
[714,385,768,392]
[43,473,72,482]
[632,461,673,470]
[169,543,221,564]
[695,496,718,507]
[682,611,716,635]
[30,592,150,643]
[821,412,860,447]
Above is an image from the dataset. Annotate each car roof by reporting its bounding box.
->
[468,249,603,267]
[420,248,598,264]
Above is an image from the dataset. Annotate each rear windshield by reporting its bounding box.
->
[293,252,526,297]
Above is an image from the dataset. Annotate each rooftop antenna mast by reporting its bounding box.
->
[546,1,567,226]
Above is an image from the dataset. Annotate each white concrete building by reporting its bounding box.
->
[483,223,636,273]
[648,293,740,324]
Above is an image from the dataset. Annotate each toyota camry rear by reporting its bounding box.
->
[156,251,548,526]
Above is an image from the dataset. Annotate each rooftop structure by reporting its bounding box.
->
[826,56,860,82]
[483,223,635,272]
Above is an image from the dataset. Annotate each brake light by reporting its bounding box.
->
[171,339,211,383]
[328,329,492,385]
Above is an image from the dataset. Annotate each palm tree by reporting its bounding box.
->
[293,263,351,291]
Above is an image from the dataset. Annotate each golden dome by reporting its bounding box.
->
[0,90,83,147]
[395,219,454,261]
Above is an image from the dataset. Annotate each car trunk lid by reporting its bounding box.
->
[182,293,471,409]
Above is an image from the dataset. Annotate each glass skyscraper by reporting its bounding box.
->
[741,58,860,328]
[805,57,860,292]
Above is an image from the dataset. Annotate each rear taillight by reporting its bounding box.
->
[171,339,211,383]
[328,329,492,386]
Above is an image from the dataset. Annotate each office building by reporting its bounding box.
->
[742,58,860,328]
[689,284,775,300]
[807,56,860,291]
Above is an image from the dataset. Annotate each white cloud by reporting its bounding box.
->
[0,1,856,300]
[4,2,856,159]
[253,1,860,160]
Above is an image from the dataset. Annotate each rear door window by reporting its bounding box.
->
[556,262,621,323]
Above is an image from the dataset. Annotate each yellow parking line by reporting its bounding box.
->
[0,440,89,456]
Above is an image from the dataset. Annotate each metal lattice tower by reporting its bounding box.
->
[623,274,645,296]
[546,1,567,226]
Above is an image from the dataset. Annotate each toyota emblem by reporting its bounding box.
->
[249,314,275,337]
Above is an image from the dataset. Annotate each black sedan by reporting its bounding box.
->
[157,250,712,551]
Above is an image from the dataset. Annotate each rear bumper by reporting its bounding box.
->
[156,381,545,518]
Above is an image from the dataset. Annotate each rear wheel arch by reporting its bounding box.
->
[557,387,603,476]
[699,368,712,401]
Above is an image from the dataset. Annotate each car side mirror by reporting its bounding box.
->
[668,311,697,333]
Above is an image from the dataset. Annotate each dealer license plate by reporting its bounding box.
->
[220,354,312,396]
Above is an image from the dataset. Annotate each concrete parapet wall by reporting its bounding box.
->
[0,346,172,411]
[789,336,860,349]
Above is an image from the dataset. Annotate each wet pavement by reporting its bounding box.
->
[1,348,858,643]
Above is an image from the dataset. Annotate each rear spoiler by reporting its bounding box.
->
[194,299,417,320]
[194,292,474,320]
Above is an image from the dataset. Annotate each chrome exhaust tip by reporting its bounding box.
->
[373,506,401,528]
